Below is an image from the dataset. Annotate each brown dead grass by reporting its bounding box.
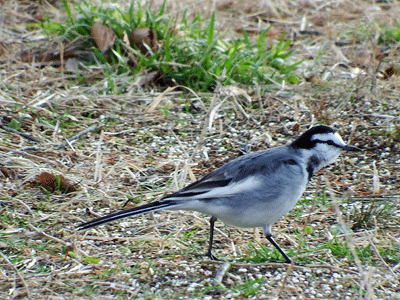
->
[1,0,399,299]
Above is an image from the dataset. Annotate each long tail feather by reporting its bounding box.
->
[78,200,175,230]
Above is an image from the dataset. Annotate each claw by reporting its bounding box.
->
[206,250,222,261]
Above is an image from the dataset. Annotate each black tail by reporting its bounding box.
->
[78,200,175,230]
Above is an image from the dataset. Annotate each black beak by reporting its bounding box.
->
[343,145,361,151]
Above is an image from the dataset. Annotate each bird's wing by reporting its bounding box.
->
[163,146,297,200]
[165,169,233,198]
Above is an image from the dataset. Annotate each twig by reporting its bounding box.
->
[276,259,295,298]
[77,235,162,242]
[146,86,176,113]
[210,261,360,275]
[208,98,227,131]
[12,197,34,216]
[0,251,31,299]
[324,176,363,271]
[369,113,396,119]
[16,146,44,151]
[56,124,100,149]
[324,176,374,297]
[0,145,64,168]
[94,130,103,183]
[27,223,69,247]
[232,97,250,119]
[103,128,137,136]
[1,125,41,143]
[366,231,399,281]
[213,262,230,286]
[271,97,295,110]
[89,281,138,296]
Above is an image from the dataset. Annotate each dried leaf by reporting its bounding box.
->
[0,166,16,179]
[30,172,77,194]
[19,37,89,64]
[129,27,158,55]
[374,48,388,61]
[217,1,234,10]
[64,58,81,74]
[372,161,380,195]
[147,86,178,113]
[219,86,252,103]
[121,31,139,69]
[122,31,130,46]
[133,71,160,87]
[235,28,262,35]
[91,23,117,52]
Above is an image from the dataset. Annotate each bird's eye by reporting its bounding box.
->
[326,140,334,145]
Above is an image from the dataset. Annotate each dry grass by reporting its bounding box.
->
[1,0,400,299]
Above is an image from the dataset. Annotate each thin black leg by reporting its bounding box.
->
[206,216,220,260]
[266,234,292,264]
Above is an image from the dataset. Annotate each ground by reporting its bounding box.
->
[0,0,399,299]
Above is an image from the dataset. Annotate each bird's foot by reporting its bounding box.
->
[206,251,223,261]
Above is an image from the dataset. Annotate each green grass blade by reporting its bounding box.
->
[181,8,188,26]
[158,0,166,17]
[207,12,215,45]
[257,28,269,48]
[164,32,172,62]
[242,28,250,45]
[62,0,74,25]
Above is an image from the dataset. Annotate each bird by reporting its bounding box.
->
[78,125,361,263]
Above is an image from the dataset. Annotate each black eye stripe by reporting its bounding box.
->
[313,139,341,148]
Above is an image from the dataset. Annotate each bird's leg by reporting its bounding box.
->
[206,216,220,260]
[266,233,292,264]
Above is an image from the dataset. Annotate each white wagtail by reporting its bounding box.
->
[79,125,361,263]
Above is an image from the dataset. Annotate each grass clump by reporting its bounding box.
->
[232,278,266,296]
[379,23,400,45]
[30,0,302,92]
[342,197,397,230]
[242,241,297,264]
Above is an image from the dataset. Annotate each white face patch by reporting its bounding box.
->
[312,132,346,148]
[333,132,346,146]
